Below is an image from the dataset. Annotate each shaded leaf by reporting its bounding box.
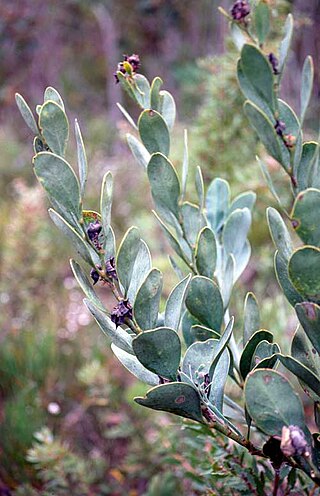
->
[126,133,150,169]
[274,251,304,307]
[267,207,293,260]
[243,292,260,345]
[133,327,181,380]
[135,382,204,423]
[111,343,158,386]
[185,276,223,331]
[195,227,217,279]
[295,302,320,356]
[39,100,69,157]
[148,153,180,223]
[240,329,273,380]
[291,188,320,247]
[165,274,191,330]
[139,110,170,156]
[288,246,320,301]
[133,268,163,331]
[70,259,105,312]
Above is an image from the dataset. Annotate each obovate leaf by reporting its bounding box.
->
[75,119,88,199]
[15,93,39,135]
[148,153,180,224]
[111,343,158,386]
[295,302,320,356]
[132,327,181,380]
[243,292,260,345]
[185,276,224,331]
[267,207,293,260]
[195,227,217,279]
[135,382,204,423]
[84,299,133,354]
[288,246,320,301]
[126,133,150,169]
[159,90,176,131]
[240,329,273,380]
[44,87,65,110]
[181,202,206,247]
[245,369,306,436]
[139,110,170,156]
[189,326,220,344]
[240,44,275,112]
[229,191,256,214]
[244,102,287,169]
[116,227,150,298]
[253,1,270,46]
[33,152,81,232]
[291,189,320,247]
[300,56,314,125]
[206,178,230,234]
[165,274,191,330]
[39,100,69,157]
[292,325,320,400]
[274,251,304,307]
[133,268,163,331]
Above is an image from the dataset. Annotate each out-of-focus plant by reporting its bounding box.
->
[14,2,320,493]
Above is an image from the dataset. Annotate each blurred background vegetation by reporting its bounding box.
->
[1,0,320,494]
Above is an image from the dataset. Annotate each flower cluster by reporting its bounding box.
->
[87,221,102,250]
[111,299,133,327]
[114,54,141,83]
[280,425,309,457]
[230,0,250,22]
[268,53,280,75]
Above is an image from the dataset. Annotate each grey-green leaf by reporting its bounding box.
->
[291,188,320,247]
[44,87,65,110]
[70,259,105,312]
[33,152,81,231]
[245,368,306,436]
[126,133,151,169]
[206,178,230,234]
[278,14,294,78]
[295,302,320,356]
[15,93,39,135]
[133,327,181,380]
[195,227,217,279]
[288,246,320,301]
[300,56,314,124]
[75,119,88,198]
[185,276,224,331]
[253,1,270,46]
[139,109,170,156]
[267,207,293,260]
[100,172,113,235]
[274,251,304,307]
[159,90,176,131]
[148,153,180,223]
[84,299,133,354]
[292,325,320,400]
[240,329,273,380]
[111,343,158,385]
[135,382,204,423]
[116,227,141,297]
[133,268,163,331]
[127,240,152,303]
[229,191,256,214]
[243,292,260,345]
[165,274,191,330]
[240,44,275,111]
[39,100,69,157]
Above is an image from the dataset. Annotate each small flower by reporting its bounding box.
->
[87,221,102,250]
[124,53,140,72]
[114,54,141,83]
[111,299,133,327]
[105,256,118,280]
[283,133,296,148]
[274,119,286,137]
[90,268,100,285]
[280,425,309,457]
[268,53,280,75]
[230,0,250,21]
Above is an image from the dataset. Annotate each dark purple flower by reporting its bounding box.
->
[268,53,280,75]
[274,119,286,137]
[124,53,140,72]
[105,257,118,280]
[280,425,309,457]
[230,1,250,21]
[114,54,140,84]
[111,299,133,327]
[87,221,102,250]
[90,268,100,285]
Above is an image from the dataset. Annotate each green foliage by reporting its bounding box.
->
[13,3,320,493]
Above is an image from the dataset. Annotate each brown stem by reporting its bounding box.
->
[272,467,280,496]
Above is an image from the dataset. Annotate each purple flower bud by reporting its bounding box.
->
[230,1,250,21]
[274,119,286,137]
[280,425,309,457]
[268,53,280,75]
[111,299,133,327]
[105,257,118,280]
[90,268,100,285]
[87,221,102,250]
